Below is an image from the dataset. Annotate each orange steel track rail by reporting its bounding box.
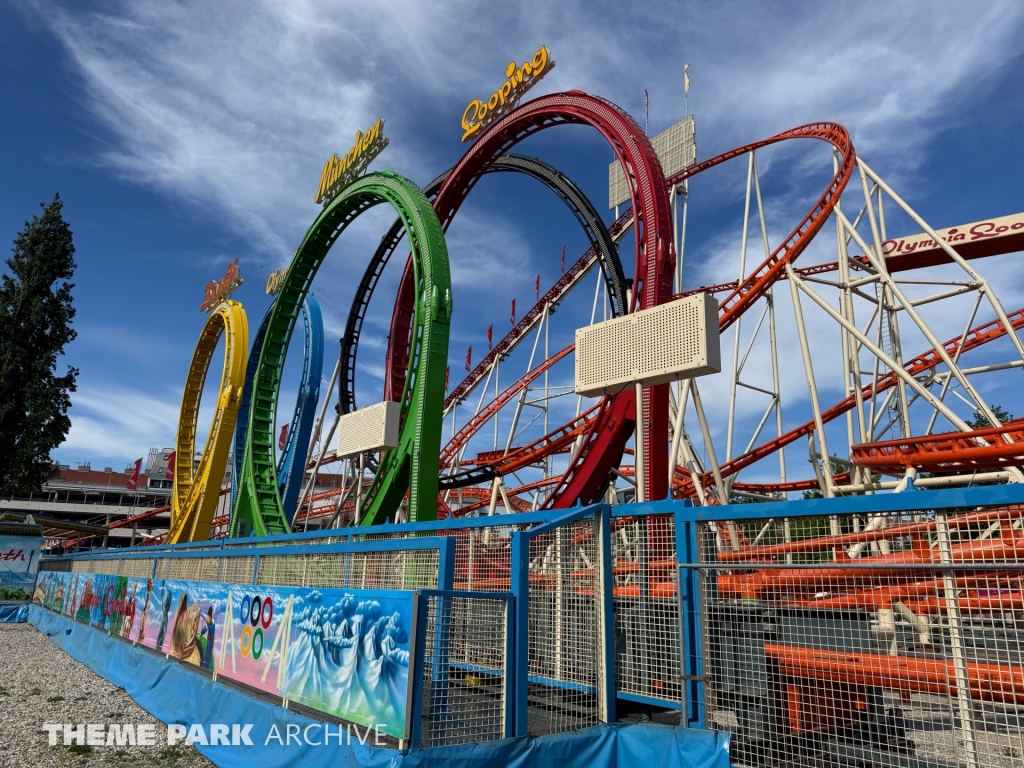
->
[851,418,1024,473]
[768,643,1024,705]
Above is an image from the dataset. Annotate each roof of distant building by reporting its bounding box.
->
[46,466,136,489]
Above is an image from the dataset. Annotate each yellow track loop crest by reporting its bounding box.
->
[167,300,248,543]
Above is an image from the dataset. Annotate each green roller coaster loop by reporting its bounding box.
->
[231,171,452,536]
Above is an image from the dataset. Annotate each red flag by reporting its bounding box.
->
[164,451,175,481]
[487,325,493,350]
[465,346,472,372]
[278,424,289,450]
[510,298,516,325]
[535,274,540,300]
[126,458,142,491]
[445,365,450,391]
[561,245,565,273]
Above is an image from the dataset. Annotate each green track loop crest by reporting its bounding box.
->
[231,170,451,536]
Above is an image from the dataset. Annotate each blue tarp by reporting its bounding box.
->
[29,605,731,768]
[0,603,29,622]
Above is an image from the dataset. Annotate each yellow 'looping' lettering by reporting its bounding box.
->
[460,46,555,143]
[531,46,547,72]
[461,101,482,141]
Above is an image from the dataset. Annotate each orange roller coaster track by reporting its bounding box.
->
[851,417,1024,474]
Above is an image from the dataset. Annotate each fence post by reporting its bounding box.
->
[934,511,980,768]
[596,504,616,723]
[510,529,530,737]
[437,536,455,591]
[408,592,429,748]
[503,592,515,739]
[675,510,705,728]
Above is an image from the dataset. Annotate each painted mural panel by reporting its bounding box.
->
[0,534,42,594]
[33,570,414,738]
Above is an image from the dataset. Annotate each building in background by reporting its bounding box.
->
[1,447,347,548]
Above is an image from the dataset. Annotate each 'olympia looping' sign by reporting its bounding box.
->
[461,45,555,142]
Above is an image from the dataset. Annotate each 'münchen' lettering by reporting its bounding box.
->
[314,119,388,205]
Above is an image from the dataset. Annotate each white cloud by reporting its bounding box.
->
[57,384,179,461]
[36,0,1024,260]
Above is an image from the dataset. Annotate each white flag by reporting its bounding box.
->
[684,64,690,94]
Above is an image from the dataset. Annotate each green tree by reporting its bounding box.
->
[0,195,78,495]
[802,455,849,500]
[968,404,1014,429]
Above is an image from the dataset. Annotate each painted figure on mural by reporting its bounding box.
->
[74,578,94,622]
[120,580,140,638]
[31,573,47,606]
[200,605,216,670]
[170,594,203,664]
[137,578,153,645]
[169,594,216,666]
[156,588,173,652]
[66,574,79,616]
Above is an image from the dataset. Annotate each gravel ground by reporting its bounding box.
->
[0,624,212,768]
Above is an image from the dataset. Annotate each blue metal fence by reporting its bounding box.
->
[37,484,1024,760]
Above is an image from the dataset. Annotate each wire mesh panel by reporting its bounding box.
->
[361,522,537,591]
[419,593,508,746]
[526,516,601,736]
[612,513,681,702]
[155,556,221,582]
[254,549,440,590]
[452,529,516,592]
[255,553,319,586]
[219,555,256,584]
[38,559,72,572]
[349,549,439,590]
[118,558,155,578]
[696,504,1024,768]
[84,558,118,575]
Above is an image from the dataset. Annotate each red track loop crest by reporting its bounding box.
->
[386,91,677,504]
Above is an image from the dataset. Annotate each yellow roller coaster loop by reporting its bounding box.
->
[167,300,248,543]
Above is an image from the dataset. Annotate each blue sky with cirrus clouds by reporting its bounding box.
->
[3,0,1024,483]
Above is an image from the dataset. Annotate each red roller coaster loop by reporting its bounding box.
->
[429,119,856,513]
[665,122,855,333]
[386,91,676,503]
[544,122,856,508]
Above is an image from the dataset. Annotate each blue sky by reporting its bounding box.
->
[4,1,1024,483]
